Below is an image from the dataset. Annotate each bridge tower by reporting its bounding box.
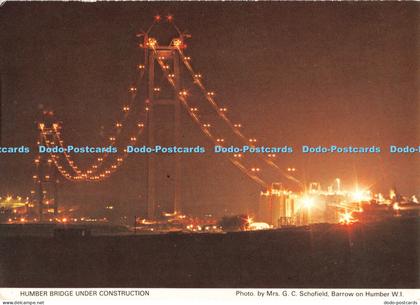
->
[36,112,60,221]
[142,33,183,219]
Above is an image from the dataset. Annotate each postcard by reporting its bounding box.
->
[0,1,419,304]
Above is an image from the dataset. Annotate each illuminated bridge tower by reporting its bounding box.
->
[142,33,183,219]
[36,114,60,221]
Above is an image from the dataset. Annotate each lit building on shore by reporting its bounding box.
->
[258,183,296,227]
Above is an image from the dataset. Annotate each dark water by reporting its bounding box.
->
[0,218,418,288]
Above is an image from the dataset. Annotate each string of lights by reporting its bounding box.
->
[174,46,301,186]
[35,49,148,181]
[40,123,146,182]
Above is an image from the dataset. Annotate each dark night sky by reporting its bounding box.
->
[0,2,418,217]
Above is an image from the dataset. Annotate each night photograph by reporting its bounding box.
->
[0,1,419,304]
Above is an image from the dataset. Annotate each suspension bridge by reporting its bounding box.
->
[32,15,302,221]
